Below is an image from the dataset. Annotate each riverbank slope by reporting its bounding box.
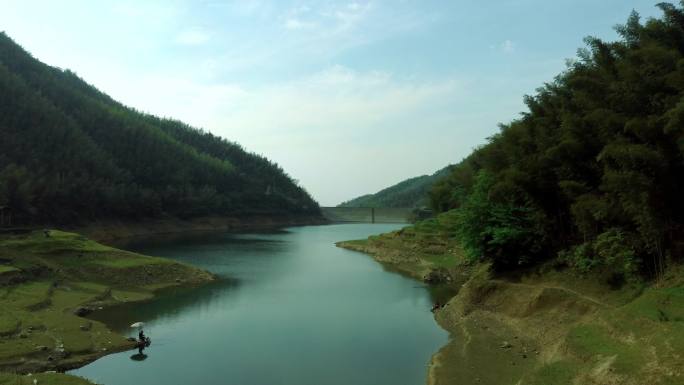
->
[337,213,684,385]
[0,230,215,385]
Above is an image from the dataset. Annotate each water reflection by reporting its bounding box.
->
[89,279,241,333]
[72,224,448,385]
[130,353,148,361]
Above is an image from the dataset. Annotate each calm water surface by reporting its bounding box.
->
[71,224,448,385]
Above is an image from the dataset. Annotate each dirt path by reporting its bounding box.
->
[489,279,615,309]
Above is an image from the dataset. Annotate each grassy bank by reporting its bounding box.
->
[337,213,684,385]
[0,230,215,385]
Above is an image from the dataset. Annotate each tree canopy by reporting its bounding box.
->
[430,3,684,279]
[0,33,319,225]
[339,166,453,208]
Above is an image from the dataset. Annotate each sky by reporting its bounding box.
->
[0,0,664,206]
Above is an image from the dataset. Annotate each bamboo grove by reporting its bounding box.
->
[430,3,684,281]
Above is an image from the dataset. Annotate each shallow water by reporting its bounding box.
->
[71,224,448,385]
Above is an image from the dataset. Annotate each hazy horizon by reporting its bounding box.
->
[0,0,661,205]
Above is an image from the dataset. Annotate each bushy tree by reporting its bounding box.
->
[430,2,684,279]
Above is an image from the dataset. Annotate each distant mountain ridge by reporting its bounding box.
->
[0,33,319,225]
[338,166,453,208]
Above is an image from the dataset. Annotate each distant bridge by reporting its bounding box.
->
[321,207,414,224]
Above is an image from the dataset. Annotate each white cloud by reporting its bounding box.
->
[210,65,464,135]
[347,2,362,11]
[176,29,211,45]
[284,18,316,30]
[501,39,515,53]
[333,1,372,30]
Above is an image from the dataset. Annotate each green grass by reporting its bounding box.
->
[1,282,52,310]
[525,361,578,385]
[111,288,155,302]
[338,210,466,281]
[0,266,18,274]
[91,255,167,268]
[0,372,96,385]
[424,254,460,269]
[0,229,213,375]
[566,324,643,375]
[0,313,19,336]
[622,286,684,322]
[2,230,111,254]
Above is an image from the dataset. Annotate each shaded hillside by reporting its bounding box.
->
[0,33,319,224]
[339,165,452,208]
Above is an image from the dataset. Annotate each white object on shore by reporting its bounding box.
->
[130,322,145,328]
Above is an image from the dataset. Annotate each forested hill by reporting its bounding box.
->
[338,166,452,208]
[429,3,684,279]
[0,33,320,225]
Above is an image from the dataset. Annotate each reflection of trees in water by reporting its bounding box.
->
[89,278,241,332]
[118,233,296,271]
[116,231,290,253]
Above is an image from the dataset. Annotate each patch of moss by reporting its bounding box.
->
[524,361,578,385]
[424,254,460,269]
[0,313,19,336]
[622,286,684,322]
[0,372,96,385]
[566,324,643,375]
[0,266,18,274]
[2,282,53,310]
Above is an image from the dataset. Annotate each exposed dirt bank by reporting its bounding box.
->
[337,215,684,385]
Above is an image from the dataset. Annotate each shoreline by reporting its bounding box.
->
[0,275,216,377]
[54,278,221,375]
[13,215,324,378]
[337,227,684,385]
[28,215,324,380]
[69,214,328,244]
[0,230,217,384]
[335,237,464,384]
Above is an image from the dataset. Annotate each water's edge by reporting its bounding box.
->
[71,224,446,385]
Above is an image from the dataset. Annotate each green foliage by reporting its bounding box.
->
[455,171,547,270]
[339,165,453,208]
[559,229,640,281]
[429,3,684,277]
[0,33,319,225]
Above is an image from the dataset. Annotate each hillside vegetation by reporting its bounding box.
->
[0,33,319,225]
[341,4,684,384]
[339,166,452,208]
[430,4,684,280]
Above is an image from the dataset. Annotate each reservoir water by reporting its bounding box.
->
[71,224,448,385]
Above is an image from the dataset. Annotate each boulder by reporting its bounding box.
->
[423,268,453,284]
[73,307,92,317]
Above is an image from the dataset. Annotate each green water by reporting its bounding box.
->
[71,224,448,385]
